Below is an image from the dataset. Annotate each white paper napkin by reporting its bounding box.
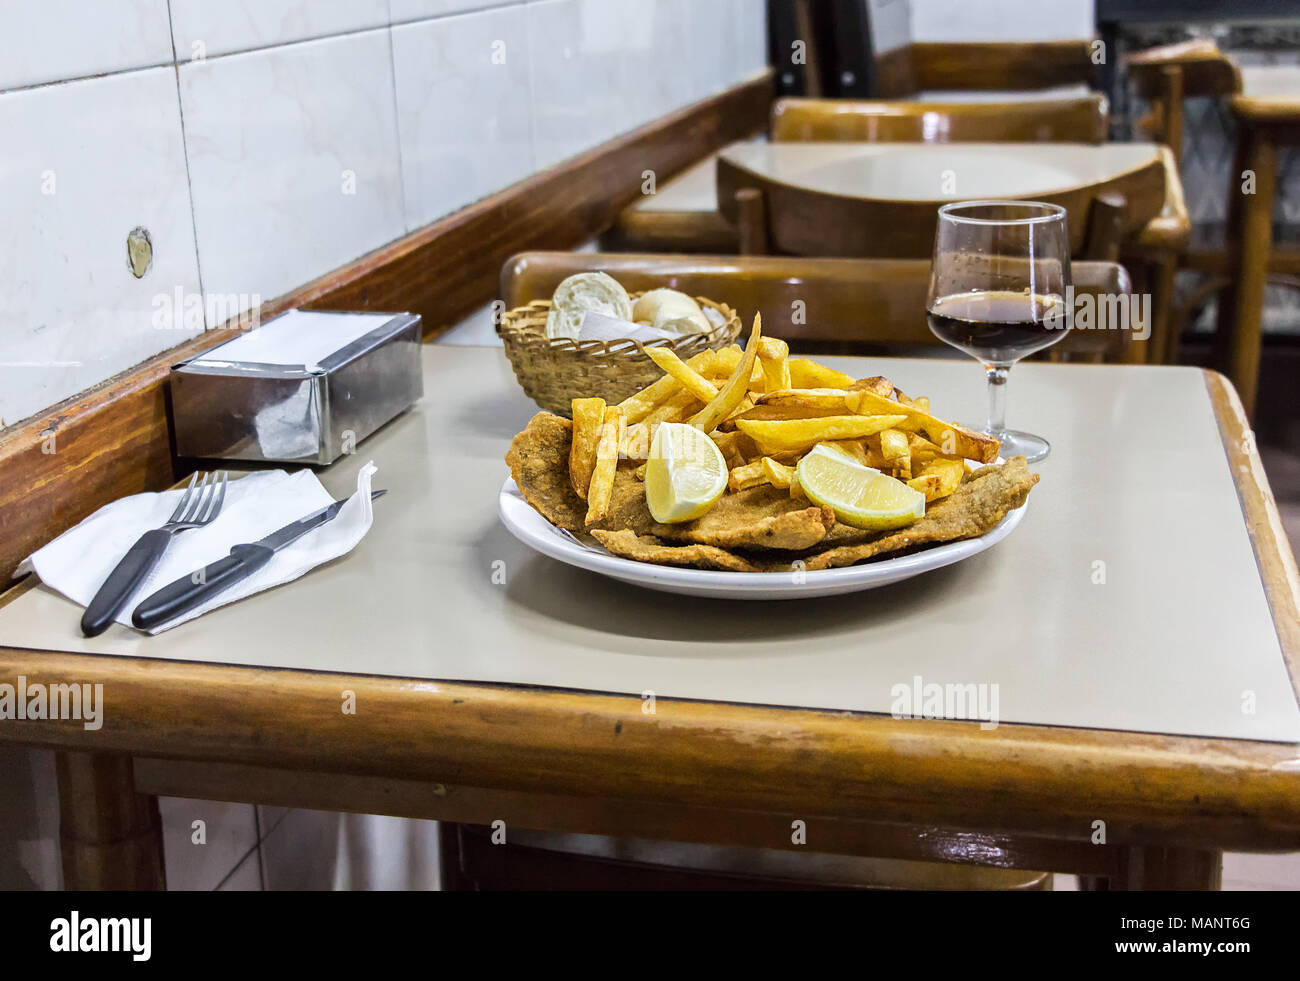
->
[576,308,726,344]
[15,462,378,633]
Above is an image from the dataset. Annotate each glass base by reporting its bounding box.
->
[965,425,1051,463]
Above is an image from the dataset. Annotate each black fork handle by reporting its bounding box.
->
[80,528,172,637]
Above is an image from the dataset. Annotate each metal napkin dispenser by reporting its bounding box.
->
[170,309,422,465]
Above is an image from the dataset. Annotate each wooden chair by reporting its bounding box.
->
[1127,39,1300,417]
[876,41,1102,99]
[770,94,1110,144]
[501,251,1145,365]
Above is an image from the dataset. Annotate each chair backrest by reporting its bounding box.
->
[716,146,1167,261]
[771,95,1109,144]
[1125,40,1241,101]
[1124,40,1241,167]
[500,251,1143,363]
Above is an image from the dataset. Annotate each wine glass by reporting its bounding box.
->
[926,200,1071,463]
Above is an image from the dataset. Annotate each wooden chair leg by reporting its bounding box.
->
[56,751,165,890]
[1112,845,1222,891]
[735,187,770,256]
[1219,127,1276,420]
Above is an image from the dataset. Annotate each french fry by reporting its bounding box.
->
[789,358,854,389]
[585,406,624,525]
[845,389,999,463]
[878,428,911,471]
[643,389,698,426]
[618,349,716,423]
[624,422,652,461]
[746,388,851,419]
[641,346,719,404]
[718,393,757,430]
[690,313,762,433]
[728,459,769,492]
[907,457,964,502]
[634,463,648,481]
[710,430,760,469]
[760,457,794,490]
[617,373,677,424]
[735,414,907,456]
[789,475,809,501]
[568,397,606,499]
[850,376,894,398]
[757,336,791,392]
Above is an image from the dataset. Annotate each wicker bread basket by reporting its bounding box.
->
[499,293,743,416]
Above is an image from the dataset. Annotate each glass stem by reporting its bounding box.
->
[985,364,1010,436]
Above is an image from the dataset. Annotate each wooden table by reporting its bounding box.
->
[1,346,1297,890]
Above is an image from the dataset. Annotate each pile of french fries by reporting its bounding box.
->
[566,316,1000,526]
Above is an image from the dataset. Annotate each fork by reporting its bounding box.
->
[80,471,229,637]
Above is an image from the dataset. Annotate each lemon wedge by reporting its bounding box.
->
[796,443,925,531]
[645,422,728,523]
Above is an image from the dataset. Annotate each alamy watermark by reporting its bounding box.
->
[891,674,999,730]
[0,676,103,730]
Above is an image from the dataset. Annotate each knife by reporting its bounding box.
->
[131,489,386,631]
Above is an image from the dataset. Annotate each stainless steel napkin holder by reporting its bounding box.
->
[170,310,422,465]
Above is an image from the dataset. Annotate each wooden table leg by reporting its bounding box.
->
[1218,125,1276,420]
[1112,845,1222,891]
[56,751,165,890]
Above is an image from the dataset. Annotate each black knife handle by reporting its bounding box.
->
[81,529,173,637]
[131,543,275,631]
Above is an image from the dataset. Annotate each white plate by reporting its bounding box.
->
[498,478,1028,600]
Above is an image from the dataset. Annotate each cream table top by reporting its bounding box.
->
[2,346,1297,743]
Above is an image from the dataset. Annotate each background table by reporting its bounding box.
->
[1,346,1297,889]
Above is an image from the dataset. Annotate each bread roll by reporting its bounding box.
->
[545,273,633,340]
[631,288,710,335]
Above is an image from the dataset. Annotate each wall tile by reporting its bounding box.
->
[0,66,202,428]
[868,0,912,54]
[734,0,769,80]
[390,0,519,24]
[907,0,1093,42]
[392,7,534,231]
[168,0,389,59]
[159,797,260,890]
[526,0,624,169]
[0,0,173,92]
[687,0,735,103]
[178,29,405,323]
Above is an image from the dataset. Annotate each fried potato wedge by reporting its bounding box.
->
[690,313,762,433]
[584,406,624,525]
[735,414,908,456]
[643,389,698,426]
[642,346,719,404]
[845,390,999,463]
[728,459,768,492]
[568,397,606,499]
[789,358,854,389]
[850,376,894,398]
[756,336,791,393]
[760,457,794,490]
[907,457,965,502]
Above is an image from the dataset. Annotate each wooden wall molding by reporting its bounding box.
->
[0,72,773,585]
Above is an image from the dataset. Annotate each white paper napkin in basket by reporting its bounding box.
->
[15,462,378,633]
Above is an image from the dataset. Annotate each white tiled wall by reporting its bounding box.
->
[901,0,1094,43]
[0,0,768,431]
[0,0,767,892]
